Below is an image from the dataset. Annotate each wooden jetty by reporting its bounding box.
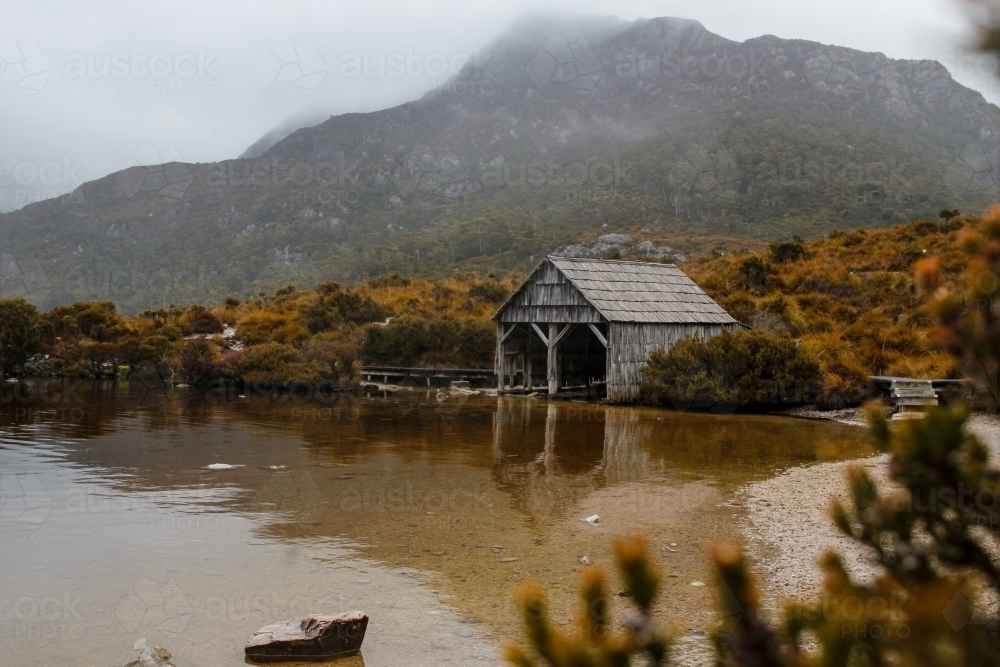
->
[361,365,495,388]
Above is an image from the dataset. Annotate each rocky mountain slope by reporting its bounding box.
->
[3,12,1000,311]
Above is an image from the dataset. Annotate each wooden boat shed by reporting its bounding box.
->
[492,256,742,402]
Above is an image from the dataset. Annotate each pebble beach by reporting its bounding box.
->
[739,410,1000,613]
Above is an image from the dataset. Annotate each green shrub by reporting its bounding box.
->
[737,256,769,289]
[0,299,40,372]
[178,339,220,384]
[768,237,805,263]
[299,339,360,383]
[641,329,820,410]
[303,284,387,333]
[160,325,182,342]
[72,301,120,339]
[362,316,496,367]
[225,342,327,385]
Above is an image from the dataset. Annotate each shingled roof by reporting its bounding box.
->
[500,256,739,325]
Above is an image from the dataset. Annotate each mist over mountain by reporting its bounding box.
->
[3,12,1000,312]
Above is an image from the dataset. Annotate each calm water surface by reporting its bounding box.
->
[0,380,872,667]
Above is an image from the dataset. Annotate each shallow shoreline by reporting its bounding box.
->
[739,409,1000,613]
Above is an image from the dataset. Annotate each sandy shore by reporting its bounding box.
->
[739,411,1000,612]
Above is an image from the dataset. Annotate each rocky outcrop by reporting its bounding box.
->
[125,647,176,667]
[244,612,368,662]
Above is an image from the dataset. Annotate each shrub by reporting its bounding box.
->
[458,319,496,365]
[236,311,308,345]
[0,298,40,372]
[361,315,496,368]
[641,329,820,410]
[183,307,224,334]
[74,301,119,338]
[300,339,360,383]
[179,339,220,384]
[737,256,769,289]
[225,342,326,385]
[303,284,387,333]
[881,206,901,222]
[768,237,805,263]
[160,325,183,342]
[468,280,510,303]
[506,536,668,667]
[718,294,757,326]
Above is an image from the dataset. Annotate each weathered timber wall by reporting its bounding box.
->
[606,323,737,403]
[499,261,602,324]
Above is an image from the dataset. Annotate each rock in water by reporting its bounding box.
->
[125,647,175,667]
[245,612,368,662]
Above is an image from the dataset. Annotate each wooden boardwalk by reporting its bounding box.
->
[361,366,496,388]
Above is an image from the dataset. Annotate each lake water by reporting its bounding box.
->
[0,379,872,667]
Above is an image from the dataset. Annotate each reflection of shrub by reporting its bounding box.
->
[641,329,820,409]
[225,342,327,385]
[468,280,510,303]
[361,316,496,367]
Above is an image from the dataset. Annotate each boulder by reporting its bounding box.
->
[245,612,368,662]
[125,647,176,667]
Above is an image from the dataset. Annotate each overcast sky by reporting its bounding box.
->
[0,0,989,212]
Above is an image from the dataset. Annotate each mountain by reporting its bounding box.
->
[4,12,1000,312]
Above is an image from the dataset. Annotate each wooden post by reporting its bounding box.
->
[548,323,559,395]
[497,324,505,391]
[525,354,532,391]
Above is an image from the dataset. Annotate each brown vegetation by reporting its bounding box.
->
[684,216,973,406]
[0,274,517,385]
[0,217,986,403]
